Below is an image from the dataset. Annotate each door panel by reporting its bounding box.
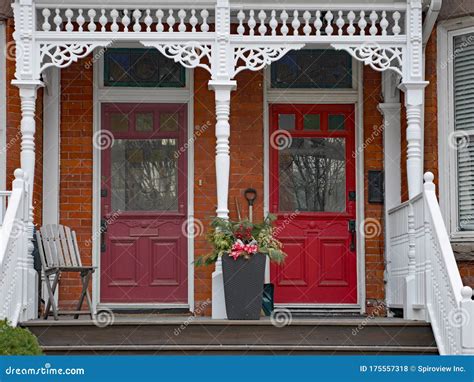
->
[100,103,188,303]
[270,104,357,304]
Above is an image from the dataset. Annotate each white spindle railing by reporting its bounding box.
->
[37,6,213,33]
[0,169,29,327]
[388,172,474,355]
[231,6,405,37]
[0,191,12,224]
[35,4,406,37]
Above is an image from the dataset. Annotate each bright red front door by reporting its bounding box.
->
[100,103,188,303]
[270,104,357,304]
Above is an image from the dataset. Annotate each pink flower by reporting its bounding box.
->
[229,240,258,260]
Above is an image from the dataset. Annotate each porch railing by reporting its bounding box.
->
[34,2,406,37]
[0,190,12,225]
[0,169,29,327]
[387,172,474,355]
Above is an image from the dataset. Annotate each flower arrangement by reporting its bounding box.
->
[196,215,287,266]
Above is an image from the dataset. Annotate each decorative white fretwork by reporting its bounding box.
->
[232,45,304,77]
[142,42,212,74]
[39,42,112,74]
[332,43,404,76]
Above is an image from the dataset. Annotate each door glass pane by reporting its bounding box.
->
[279,138,346,212]
[329,114,346,131]
[110,113,129,132]
[111,139,178,211]
[136,112,154,132]
[160,113,179,132]
[303,114,320,130]
[278,114,296,130]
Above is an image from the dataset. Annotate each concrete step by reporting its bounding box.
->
[22,316,438,355]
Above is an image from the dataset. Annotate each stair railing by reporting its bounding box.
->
[387,172,474,355]
[0,169,29,327]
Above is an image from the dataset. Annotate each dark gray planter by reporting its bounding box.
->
[222,253,266,320]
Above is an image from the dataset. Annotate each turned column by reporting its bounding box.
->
[208,80,236,319]
[399,82,428,198]
[12,80,43,320]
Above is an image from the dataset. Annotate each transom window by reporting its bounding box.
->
[104,48,185,87]
[270,49,353,89]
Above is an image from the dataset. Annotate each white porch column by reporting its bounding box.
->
[379,71,401,311]
[379,72,401,209]
[208,81,236,219]
[399,82,427,198]
[208,0,236,319]
[400,0,428,199]
[12,79,43,319]
[208,81,236,320]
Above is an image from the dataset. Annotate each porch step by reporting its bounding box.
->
[22,316,438,355]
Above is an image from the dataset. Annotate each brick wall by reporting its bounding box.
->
[58,59,94,308]
[362,67,386,315]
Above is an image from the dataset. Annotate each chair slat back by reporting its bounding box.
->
[38,224,84,269]
[35,230,50,270]
[40,225,58,268]
[65,226,82,267]
[50,225,66,267]
[58,225,72,267]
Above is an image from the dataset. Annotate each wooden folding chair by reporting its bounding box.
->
[36,224,96,320]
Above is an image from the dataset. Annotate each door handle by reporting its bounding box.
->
[348,219,356,252]
[100,218,108,252]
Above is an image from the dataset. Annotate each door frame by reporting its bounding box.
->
[92,45,195,311]
[263,60,366,313]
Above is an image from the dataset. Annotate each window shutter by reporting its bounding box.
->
[453,33,474,230]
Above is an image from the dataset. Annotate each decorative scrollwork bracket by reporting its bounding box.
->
[332,43,404,77]
[232,44,305,78]
[141,41,212,75]
[39,42,113,74]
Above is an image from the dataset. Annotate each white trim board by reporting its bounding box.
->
[92,47,195,312]
[437,18,474,241]
[262,61,366,314]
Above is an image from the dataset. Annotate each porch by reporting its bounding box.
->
[0,0,473,355]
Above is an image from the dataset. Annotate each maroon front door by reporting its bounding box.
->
[100,103,187,303]
[270,104,357,304]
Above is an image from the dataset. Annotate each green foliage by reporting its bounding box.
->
[195,214,287,266]
[0,320,43,355]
